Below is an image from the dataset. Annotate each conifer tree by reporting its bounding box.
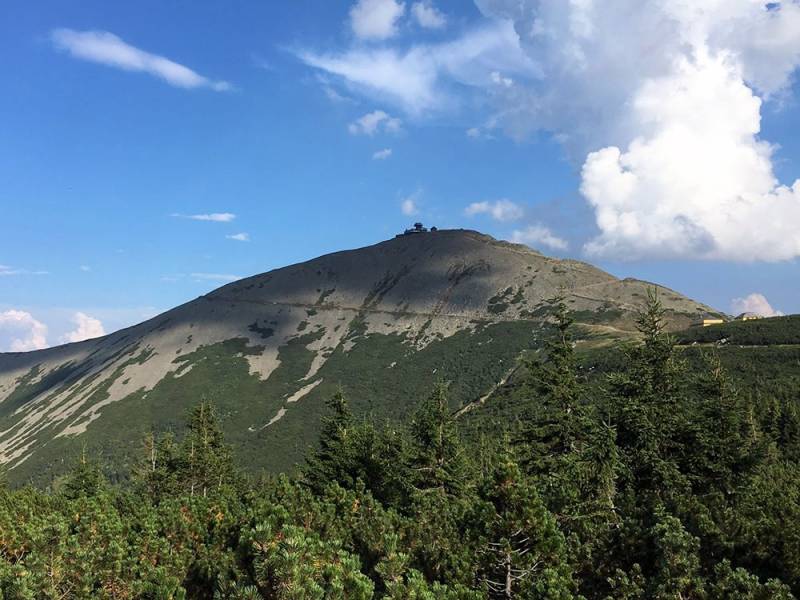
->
[520,293,581,475]
[303,389,354,491]
[607,288,687,502]
[180,401,235,497]
[690,353,760,496]
[408,381,469,497]
[61,447,107,500]
[133,430,181,501]
[477,440,576,599]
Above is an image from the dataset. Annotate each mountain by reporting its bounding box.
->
[0,229,722,485]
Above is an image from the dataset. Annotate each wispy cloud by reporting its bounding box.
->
[348,110,402,136]
[350,0,406,41]
[511,224,569,251]
[226,232,250,242]
[401,191,420,216]
[411,1,447,29]
[0,264,49,276]
[297,20,533,115]
[372,148,393,160]
[191,273,242,282]
[172,212,236,222]
[51,29,232,91]
[465,199,523,222]
[79,265,91,272]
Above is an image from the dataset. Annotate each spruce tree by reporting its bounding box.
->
[179,401,235,497]
[60,448,107,500]
[477,440,576,599]
[408,381,469,497]
[518,293,589,479]
[607,288,687,503]
[303,389,354,492]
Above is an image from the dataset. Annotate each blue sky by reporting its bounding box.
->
[2,0,800,350]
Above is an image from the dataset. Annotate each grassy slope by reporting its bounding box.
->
[13,309,776,488]
[8,320,545,487]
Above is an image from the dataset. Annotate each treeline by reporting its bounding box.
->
[2,292,800,598]
[676,314,800,346]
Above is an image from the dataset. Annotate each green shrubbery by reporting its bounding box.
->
[2,292,800,598]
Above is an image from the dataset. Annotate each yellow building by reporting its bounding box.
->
[694,318,725,327]
[736,312,762,321]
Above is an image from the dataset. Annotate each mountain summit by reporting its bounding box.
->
[0,229,720,483]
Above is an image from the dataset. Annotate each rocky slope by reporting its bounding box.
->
[0,229,721,484]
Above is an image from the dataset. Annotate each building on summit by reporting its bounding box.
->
[396,222,438,237]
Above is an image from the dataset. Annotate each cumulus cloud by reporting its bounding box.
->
[401,193,420,216]
[0,310,48,352]
[350,0,406,40]
[464,199,524,222]
[51,29,231,91]
[511,224,568,251]
[173,212,236,222]
[412,1,447,29]
[731,293,784,317]
[60,312,106,344]
[348,110,402,135]
[226,232,250,242]
[373,148,393,160]
[476,0,800,261]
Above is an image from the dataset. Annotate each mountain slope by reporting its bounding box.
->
[0,229,721,484]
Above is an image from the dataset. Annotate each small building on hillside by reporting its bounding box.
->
[693,318,725,327]
[736,312,762,321]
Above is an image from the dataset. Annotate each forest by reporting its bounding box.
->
[2,292,799,599]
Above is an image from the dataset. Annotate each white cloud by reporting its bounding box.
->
[412,1,447,29]
[80,265,91,272]
[0,264,48,276]
[226,232,250,242]
[173,212,236,222]
[191,273,242,282]
[511,224,569,251]
[465,199,524,222]
[731,293,784,318]
[348,110,402,135]
[0,310,48,352]
[466,127,481,138]
[373,148,393,160]
[476,0,800,261]
[298,19,534,115]
[51,29,231,91]
[490,70,512,87]
[60,312,105,344]
[350,0,406,41]
[401,194,420,216]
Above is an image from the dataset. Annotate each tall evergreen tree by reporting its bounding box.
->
[60,447,107,500]
[520,293,582,475]
[180,401,235,497]
[606,288,687,504]
[303,389,354,491]
[476,441,576,599]
[408,381,469,497]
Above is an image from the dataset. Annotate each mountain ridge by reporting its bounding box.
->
[0,229,722,484]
